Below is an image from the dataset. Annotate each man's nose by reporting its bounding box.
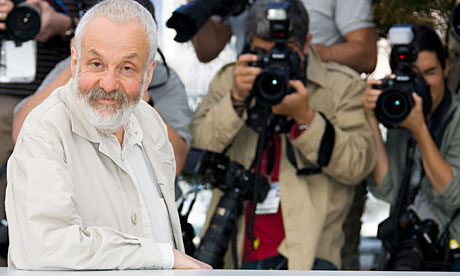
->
[99,71,119,92]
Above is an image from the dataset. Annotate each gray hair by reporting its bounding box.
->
[74,0,158,65]
[246,0,309,47]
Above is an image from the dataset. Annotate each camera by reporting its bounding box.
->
[6,1,41,44]
[182,148,269,268]
[372,25,431,128]
[451,3,460,41]
[166,0,249,43]
[249,2,305,107]
[378,209,451,271]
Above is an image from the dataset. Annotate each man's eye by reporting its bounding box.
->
[92,62,102,68]
[123,66,133,71]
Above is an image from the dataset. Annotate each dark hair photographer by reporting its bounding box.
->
[191,0,376,270]
[365,24,460,271]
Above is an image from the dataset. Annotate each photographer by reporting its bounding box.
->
[364,24,460,271]
[191,0,376,270]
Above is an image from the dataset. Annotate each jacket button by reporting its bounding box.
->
[131,213,137,225]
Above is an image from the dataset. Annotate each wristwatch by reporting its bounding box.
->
[297,121,312,131]
[64,15,77,41]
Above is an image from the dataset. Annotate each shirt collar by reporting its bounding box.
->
[121,114,144,157]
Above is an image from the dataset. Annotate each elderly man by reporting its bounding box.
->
[5,0,211,270]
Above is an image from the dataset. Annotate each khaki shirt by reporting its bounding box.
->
[6,80,185,270]
[191,47,376,269]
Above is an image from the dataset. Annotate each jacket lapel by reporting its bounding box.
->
[143,140,185,252]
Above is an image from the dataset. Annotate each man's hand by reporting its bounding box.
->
[27,0,74,43]
[399,92,426,136]
[0,0,14,30]
[362,79,384,119]
[272,80,314,125]
[173,249,213,269]
[231,53,261,101]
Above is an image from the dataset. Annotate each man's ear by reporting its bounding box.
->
[70,46,78,78]
[144,60,156,93]
[303,33,312,55]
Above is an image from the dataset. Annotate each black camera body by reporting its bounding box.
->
[373,74,431,128]
[250,42,303,107]
[373,25,431,128]
[378,209,451,271]
[249,2,305,107]
[182,148,269,268]
[6,1,41,44]
[166,0,248,42]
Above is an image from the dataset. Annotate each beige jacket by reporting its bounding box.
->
[6,81,185,270]
[191,48,376,269]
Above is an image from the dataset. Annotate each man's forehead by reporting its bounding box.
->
[81,16,147,44]
[80,16,149,58]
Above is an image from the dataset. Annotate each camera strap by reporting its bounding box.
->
[285,112,335,175]
[428,88,452,148]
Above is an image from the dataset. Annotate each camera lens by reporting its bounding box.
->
[261,75,283,96]
[6,3,41,42]
[383,94,407,116]
[391,239,424,270]
[375,88,414,127]
[253,66,289,106]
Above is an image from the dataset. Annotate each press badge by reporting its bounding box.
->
[0,40,36,83]
[255,182,281,215]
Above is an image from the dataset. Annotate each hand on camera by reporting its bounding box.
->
[231,53,261,101]
[173,249,213,269]
[27,0,70,42]
[0,0,14,30]
[398,92,425,135]
[272,80,314,125]
[362,79,384,119]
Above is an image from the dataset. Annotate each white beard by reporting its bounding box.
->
[72,69,145,134]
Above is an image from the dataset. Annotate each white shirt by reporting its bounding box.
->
[118,117,175,268]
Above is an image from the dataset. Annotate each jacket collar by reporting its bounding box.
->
[306,46,328,88]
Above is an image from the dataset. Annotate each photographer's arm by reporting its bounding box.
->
[314,27,377,74]
[186,0,232,63]
[191,54,260,152]
[399,93,453,195]
[191,18,232,63]
[278,77,377,184]
[362,79,389,186]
